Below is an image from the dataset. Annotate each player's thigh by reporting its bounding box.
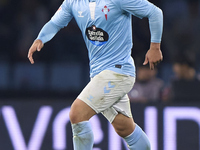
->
[77,70,135,114]
[102,94,136,137]
[69,98,96,124]
[112,113,136,137]
[102,93,134,123]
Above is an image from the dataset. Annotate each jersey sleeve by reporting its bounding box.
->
[36,0,73,44]
[120,0,163,43]
[36,21,62,43]
[120,0,156,19]
[51,0,73,27]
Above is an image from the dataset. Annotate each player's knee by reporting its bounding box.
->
[69,109,82,124]
[114,125,129,137]
[115,129,125,137]
[69,99,83,124]
[69,109,79,124]
[112,114,135,137]
[70,99,97,124]
[115,124,137,138]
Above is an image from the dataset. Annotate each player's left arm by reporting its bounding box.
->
[143,3,163,70]
[120,0,163,69]
[143,42,163,70]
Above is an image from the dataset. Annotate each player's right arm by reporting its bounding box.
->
[28,21,62,64]
[28,0,73,64]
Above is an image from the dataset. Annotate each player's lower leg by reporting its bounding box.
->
[70,99,96,150]
[123,124,151,150]
[112,114,150,150]
[72,121,94,150]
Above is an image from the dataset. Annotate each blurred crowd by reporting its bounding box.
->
[0,0,200,103]
[0,0,88,63]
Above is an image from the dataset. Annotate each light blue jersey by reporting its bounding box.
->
[37,0,163,77]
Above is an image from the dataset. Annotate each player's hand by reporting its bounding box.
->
[143,43,163,70]
[28,39,44,64]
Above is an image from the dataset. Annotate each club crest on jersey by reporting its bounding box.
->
[102,5,110,20]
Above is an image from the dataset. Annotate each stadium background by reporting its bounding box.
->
[0,0,200,149]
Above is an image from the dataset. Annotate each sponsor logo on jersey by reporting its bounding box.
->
[86,25,109,46]
[102,5,110,20]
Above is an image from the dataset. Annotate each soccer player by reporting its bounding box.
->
[28,0,163,149]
